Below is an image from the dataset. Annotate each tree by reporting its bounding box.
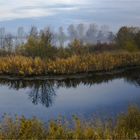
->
[40,27,53,48]
[107,31,115,43]
[0,27,5,48]
[116,26,138,51]
[57,27,67,47]
[135,31,140,50]
[97,30,104,43]
[86,24,98,44]
[77,24,85,43]
[67,24,77,42]
[16,27,25,46]
[124,40,138,52]
[29,26,38,38]
[23,36,39,57]
[68,39,83,55]
[100,25,109,35]
[4,34,13,52]
[99,25,110,43]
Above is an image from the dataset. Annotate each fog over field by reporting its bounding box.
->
[0,0,139,31]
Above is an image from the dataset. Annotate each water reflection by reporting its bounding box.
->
[29,81,56,108]
[124,69,140,87]
[0,68,140,108]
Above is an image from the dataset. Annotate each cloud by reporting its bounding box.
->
[0,0,86,21]
[0,0,140,31]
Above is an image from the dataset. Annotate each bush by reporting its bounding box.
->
[124,40,138,52]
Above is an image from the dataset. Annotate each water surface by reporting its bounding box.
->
[0,68,140,121]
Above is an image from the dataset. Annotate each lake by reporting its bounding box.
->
[0,68,140,122]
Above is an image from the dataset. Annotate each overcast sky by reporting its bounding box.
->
[0,0,140,31]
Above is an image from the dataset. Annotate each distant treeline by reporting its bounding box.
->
[0,24,114,48]
[0,25,140,76]
[0,25,140,58]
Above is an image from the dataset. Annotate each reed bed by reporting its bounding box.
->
[0,106,139,139]
[0,56,46,75]
[0,52,140,76]
[46,52,140,74]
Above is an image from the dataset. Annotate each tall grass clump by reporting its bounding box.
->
[47,52,140,74]
[0,52,140,76]
[0,106,139,139]
[46,52,140,74]
[0,55,47,76]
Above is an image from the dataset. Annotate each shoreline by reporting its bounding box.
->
[0,66,139,81]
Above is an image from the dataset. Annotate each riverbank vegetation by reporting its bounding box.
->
[0,106,139,139]
[0,52,140,76]
[0,25,140,76]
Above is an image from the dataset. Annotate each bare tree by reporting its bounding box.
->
[29,26,38,38]
[0,27,5,48]
[4,34,13,52]
[17,27,25,45]
[58,26,67,47]
[100,25,110,42]
[107,31,115,43]
[77,24,85,43]
[67,24,78,42]
[86,24,98,44]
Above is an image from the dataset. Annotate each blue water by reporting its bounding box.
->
[0,69,140,121]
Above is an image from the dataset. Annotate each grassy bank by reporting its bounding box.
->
[0,52,140,76]
[0,106,139,139]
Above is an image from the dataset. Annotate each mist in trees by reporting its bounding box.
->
[0,23,115,49]
[0,24,140,58]
[57,27,67,47]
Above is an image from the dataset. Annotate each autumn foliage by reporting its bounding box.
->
[0,52,140,76]
[0,106,139,139]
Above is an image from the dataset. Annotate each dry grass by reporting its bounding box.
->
[0,52,140,76]
[0,106,139,139]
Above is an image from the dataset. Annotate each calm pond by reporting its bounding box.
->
[0,68,140,121]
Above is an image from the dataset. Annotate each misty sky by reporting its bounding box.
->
[0,0,140,31]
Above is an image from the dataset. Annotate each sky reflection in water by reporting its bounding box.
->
[0,68,140,121]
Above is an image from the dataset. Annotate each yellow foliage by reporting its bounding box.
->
[0,52,140,76]
[0,106,139,139]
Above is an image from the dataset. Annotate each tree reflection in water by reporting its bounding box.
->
[0,68,139,108]
[0,80,56,108]
[123,69,140,87]
[29,81,56,107]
